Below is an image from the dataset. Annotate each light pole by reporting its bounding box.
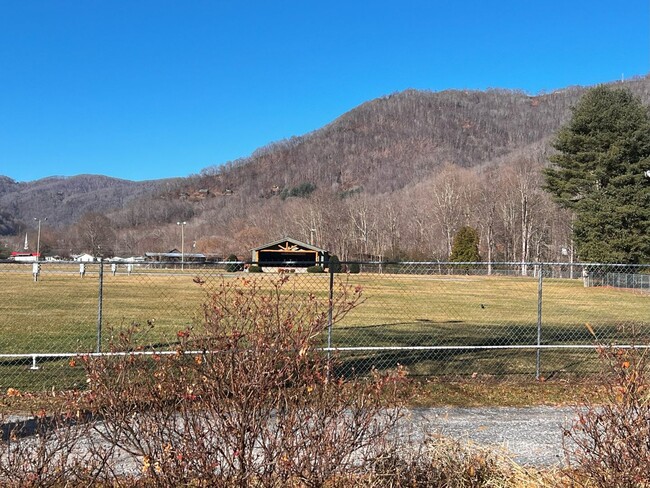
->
[177,221,187,270]
[33,217,47,261]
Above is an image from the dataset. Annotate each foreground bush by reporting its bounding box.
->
[81,276,407,486]
[564,325,650,487]
[0,390,114,487]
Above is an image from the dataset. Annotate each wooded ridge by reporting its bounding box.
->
[2,75,650,261]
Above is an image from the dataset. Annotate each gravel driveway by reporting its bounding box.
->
[403,406,577,467]
[4,405,578,469]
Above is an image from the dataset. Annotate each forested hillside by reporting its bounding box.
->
[0,175,171,230]
[2,75,650,261]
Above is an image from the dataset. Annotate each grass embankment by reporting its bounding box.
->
[0,376,604,417]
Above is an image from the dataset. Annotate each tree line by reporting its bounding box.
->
[3,80,650,265]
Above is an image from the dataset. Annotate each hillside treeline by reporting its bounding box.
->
[21,155,569,265]
[3,75,650,262]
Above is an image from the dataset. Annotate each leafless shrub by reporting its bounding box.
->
[83,276,407,486]
[564,324,650,487]
[0,390,114,487]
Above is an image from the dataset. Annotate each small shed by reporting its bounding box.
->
[251,238,328,268]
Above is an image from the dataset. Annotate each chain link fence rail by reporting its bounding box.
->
[0,260,648,391]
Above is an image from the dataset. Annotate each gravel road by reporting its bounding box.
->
[403,406,577,467]
[4,405,578,469]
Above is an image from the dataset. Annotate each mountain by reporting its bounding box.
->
[2,75,650,259]
[191,76,650,197]
[0,175,174,231]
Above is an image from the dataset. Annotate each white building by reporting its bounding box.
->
[72,253,96,262]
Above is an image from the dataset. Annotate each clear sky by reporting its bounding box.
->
[0,1,648,182]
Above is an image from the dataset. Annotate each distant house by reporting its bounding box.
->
[72,253,96,262]
[144,249,206,263]
[251,238,329,269]
[45,256,61,262]
[10,252,40,263]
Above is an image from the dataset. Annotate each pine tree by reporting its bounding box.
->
[544,86,650,263]
[0,242,10,260]
[328,254,341,273]
[226,254,243,272]
[449,226,481,262]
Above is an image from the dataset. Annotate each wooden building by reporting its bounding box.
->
[251,238,328,268]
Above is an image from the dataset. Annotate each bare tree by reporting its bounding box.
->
[474,167,500,273]
[74,213,116,257]
[429,165,468,257]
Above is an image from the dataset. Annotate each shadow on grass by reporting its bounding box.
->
[0,357,88,392]
[331,322,626,348]
[332,347,603,378]
[329,323,631,377]
[336,319,464,331]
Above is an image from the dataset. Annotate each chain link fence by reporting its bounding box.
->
[1,260,648,391]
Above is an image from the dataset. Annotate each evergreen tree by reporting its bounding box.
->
[449,226,481,262]
[544,86,650,263]
[226,254,243,272]
[0,242,10,260]
[328,254,342,273]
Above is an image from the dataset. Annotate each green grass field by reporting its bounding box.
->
[1,264,648,390]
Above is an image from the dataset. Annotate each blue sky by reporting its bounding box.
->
[1,1,648,182]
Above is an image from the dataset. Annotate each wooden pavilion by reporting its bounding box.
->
[251,238,329,268]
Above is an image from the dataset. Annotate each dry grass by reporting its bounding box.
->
[2,268,647,350]
[0,264,648,389]
[402,376,606,408]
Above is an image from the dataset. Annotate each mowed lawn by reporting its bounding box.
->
[0,266,223,353]
[337,274,650,345]
[0,264,648,387]
[331,274,650,376]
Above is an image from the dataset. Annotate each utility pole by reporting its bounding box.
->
[34,217,47,261]
[177,221,187,270]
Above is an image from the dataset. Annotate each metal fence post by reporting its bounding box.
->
[327,266,334,363]
[536,263,543,380]
[96,260,104,353]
